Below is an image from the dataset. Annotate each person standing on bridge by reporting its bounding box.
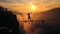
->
[26,11,32,21]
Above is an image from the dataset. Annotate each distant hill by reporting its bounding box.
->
[31,8,60,34]
[32,8,60,21]
[32,8,60,26]
[42,8,60,19]
[45,8,60,15]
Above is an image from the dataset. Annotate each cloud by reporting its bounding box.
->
[0,0,23,3]
[0,0,8,2]
[0,0,10,3]
[0,0,60,12]
[0,0,60,4]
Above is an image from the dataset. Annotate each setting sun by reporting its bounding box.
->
[31,4,36,11]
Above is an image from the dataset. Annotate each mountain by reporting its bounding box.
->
[44,8,60,19]
[30,8,60,34]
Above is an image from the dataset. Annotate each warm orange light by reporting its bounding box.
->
[30,4,36,11]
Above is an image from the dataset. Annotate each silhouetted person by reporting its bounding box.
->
[26,12,32,21]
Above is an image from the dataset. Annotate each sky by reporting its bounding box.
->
[0,0,60,34]
[0,0,60,12]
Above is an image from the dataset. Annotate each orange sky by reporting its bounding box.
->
[0,0,60,33]
[0,0,60,13]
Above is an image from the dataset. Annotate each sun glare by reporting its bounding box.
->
[31,4,36,11]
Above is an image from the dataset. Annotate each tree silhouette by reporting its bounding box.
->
[0,6,20,34]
